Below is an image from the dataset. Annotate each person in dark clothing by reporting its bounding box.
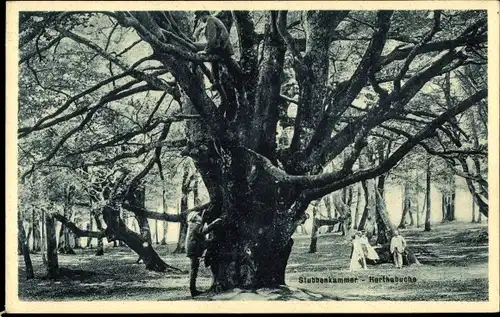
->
[186,210,222,297]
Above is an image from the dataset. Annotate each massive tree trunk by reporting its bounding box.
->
[18,216,35,279]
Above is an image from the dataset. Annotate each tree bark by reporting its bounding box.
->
[353,183,362,229]
[308,204,319,253]
[93,212,104,256]
[358,180,370,230]
[414,169,420,228]
[101,204,178,272]
[18,216,35,279]
[398,183,410,229]
[375,176,388,245]
[441,193,448,222]
[31,209,40,252]
[26,226,32,253]
[74,233,82,249]
[471,199,476,223]
[160,199,169,245]
[155,219,159,245]
[372,190,420,266]
[174,164,192,253]
[424,157,432,231]
[458,157,488,217]
[59,186,76,254]
[45,214,60,278]
[408,205,415,226]
[41,208,47,264]
[86,218,93,248]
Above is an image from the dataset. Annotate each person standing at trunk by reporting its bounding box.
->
[390,230,407,269]
[186,210,222,297]
[360,230,380,263]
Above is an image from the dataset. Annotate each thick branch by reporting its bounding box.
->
[53,213,103,238]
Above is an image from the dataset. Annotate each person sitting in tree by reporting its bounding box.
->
[186,210,222,297]
[390,229,407,269]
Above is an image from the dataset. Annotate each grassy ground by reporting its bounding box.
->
[18,222,489,301]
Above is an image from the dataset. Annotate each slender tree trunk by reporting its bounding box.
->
[173,197,188,253]
[415,170,420,228]
[45,214,60,278]
[324,196,332,219]
[375,175,388,245]
[471,199,476,223]
[408,205,415,226]
[155,219,159,245]
[308,204,319,253]
[358,180,370,230]
[450,177,456,220]
[32,209,40,252]
[59,199,75,254]
[353,183,362,229]
[458,157,488,217]
[424,158,432,231]
[93,212,104,256]
[398,183,410,229]
[131,186,152,262]
[86,217,93,248]
[18,216,35,279]
[41,208,47,264]
[174,165,192,253]
[323,196,333,232]
[26,226,32,253]
[74,233,82,249]
[159,156,169,245]
[87,211,94,248]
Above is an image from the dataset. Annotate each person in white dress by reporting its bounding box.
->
[349,231,367,271]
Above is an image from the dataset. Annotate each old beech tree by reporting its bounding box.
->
[18,10,487,290]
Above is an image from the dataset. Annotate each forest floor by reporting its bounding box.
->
[18,222,489,301]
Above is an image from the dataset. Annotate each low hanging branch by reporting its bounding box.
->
[53,213,104,238]
[122,202,212,222]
